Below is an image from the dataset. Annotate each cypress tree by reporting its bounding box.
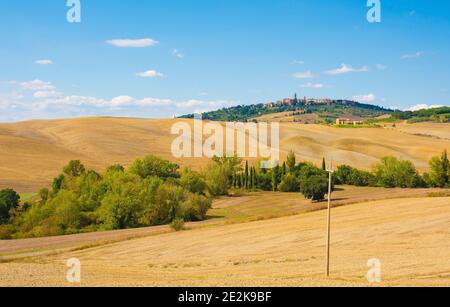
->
[322,158,326,171]
[272,166,279,192]
[245,161,249,189]
[282,162,287,176]
[252,167,258,189]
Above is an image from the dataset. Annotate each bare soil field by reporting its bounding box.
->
[0,118,449,192]
[1,196,448,287]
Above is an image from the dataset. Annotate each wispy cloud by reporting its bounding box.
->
[172,49,184,59]
[35,59,53,65]
[136,70,164,78]
[406,104,443,111]
[301,82,324,89]
[352,93,376,102]
[375,64,387,70]
[401,51,424,60]
[107,38,159,48]
[292,71,314,79]
[292,60,305,65]
[326,64,369,75]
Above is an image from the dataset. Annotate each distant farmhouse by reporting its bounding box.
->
[336,116,365,125]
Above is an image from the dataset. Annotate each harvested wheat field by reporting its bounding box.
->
[1,196,449,287]
[1,187,444,259]
[0,117,449,192]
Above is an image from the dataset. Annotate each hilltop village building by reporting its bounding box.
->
[266,94,336,109]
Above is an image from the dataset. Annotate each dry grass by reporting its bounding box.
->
[0,117,449,192]
[1,187,443,258]
[1,196,449,287]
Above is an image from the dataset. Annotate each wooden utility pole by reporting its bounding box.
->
[326,159,334,277]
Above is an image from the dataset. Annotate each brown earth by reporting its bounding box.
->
[1,117,449,193]
[1,196,449,287]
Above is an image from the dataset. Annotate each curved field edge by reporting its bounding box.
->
[0,196,449,287]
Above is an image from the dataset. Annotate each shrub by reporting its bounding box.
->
[300,175,328,202]
[63,160,86,177]
[0,188,20,223]
[278,174,300,192]
[428,150,450,188]
[182,194,212,221]
[170,218,185,231]
[129,155,179,179]
[180,169,207,195]
[372,156,424,188]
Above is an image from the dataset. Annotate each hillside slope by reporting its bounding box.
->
[0,117,449,192]
[1,197,449,286]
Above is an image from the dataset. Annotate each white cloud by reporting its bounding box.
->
[0,79,239,121]
[401,51,424,60]
[18,80,55,91]
[136,70,164,78]
[376,64,387,70]
[172,49,184,59]
[326,64,369,75]
[107,38,159,48]
[292,71,314,79]
[352,93,376,102]
[33,90,61,99]
[301,82,324,89]
[292,60,305,65]
[35,59,53,65]
[110,96,135,107]
[406,104,444,111]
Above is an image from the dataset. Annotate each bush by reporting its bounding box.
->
[334,165,374,186]
[278,174,300,192]
[170,218,185,231]
[63,160,86,177]
[428,151,450,188]
[129,155,179,179]
[0,188,20,223]
[204,163,229,196]
[180,169,207,195]
[300,175,329,202]
[182,194,212,221]
[372,156,424,188]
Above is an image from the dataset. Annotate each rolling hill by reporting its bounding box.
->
[1,196,449,286]
[0,117,449,193]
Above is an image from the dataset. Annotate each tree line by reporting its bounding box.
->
[0,150,449,239]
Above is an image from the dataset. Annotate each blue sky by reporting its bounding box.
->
[0,0,449,121]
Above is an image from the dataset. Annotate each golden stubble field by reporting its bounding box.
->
[0,196,449,287]
[0,117,449,192]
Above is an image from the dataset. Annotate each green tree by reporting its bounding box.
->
[51,174,65,195]
[181,194,212,221]
[281,162,287,176]
[39,188,49,204]
[106,164,125,174]
[428,150,450,188]
[322,158,326,171]
[372,156,423,188]
[300,175,328,202]
[63,160,86,177]
[204,163,229,196]
[129,155,180,179]
[271,166,280,191]
[278,174,300,192]
[245,161,249,189]
[179,169,207,195]
[286,151,296,173]
[0,189,20,223]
